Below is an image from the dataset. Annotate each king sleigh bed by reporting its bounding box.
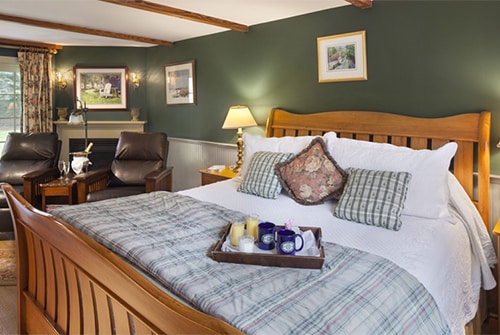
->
[3,108,497,335]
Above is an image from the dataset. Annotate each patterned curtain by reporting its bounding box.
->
[17,49,53,133]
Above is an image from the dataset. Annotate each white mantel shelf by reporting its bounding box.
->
[54,120,147,126]
[54,120,147,160]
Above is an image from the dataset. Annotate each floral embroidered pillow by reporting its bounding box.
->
[275,137,347,205]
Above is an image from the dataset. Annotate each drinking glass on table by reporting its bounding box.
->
[57,160,65,179]
[63,161,70,180]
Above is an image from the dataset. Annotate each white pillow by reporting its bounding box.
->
[323,132,457,219]
[239,133,333,179]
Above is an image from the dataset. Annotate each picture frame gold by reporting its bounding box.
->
[317,31,367,83]
[165,60,196,105]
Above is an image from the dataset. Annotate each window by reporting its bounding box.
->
[0,56,21,153]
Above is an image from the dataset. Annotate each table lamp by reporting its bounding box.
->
[222,106,257,172]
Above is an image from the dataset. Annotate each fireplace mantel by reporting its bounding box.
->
[54,120,147,161]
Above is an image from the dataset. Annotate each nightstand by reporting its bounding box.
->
[200,166,238,186]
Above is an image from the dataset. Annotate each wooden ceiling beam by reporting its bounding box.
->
[0,37,62,51]
[100,0,249,33]
[0,13,173,46]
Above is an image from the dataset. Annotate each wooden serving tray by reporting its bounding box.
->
[211,224,325,269]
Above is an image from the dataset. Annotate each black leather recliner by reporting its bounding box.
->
[75,131,173,203]
[0,132,61,232]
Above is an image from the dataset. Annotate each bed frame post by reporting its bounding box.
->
[477,111,490,230]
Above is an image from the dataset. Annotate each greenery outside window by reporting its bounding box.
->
[0,56,21,153]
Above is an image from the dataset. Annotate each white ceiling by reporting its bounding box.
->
[0,0,351,48]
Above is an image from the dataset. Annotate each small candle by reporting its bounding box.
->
[246,217,259,241]
[230,222,245,246]
[239,235,254,253]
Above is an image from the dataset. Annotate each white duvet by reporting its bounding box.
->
[180,173,496,335]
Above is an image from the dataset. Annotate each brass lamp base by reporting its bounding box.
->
[232,127,244,173]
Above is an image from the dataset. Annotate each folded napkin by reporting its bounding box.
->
[71,156,90,174]
[295,230,321,257]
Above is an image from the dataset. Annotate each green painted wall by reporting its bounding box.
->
[0,49,17,57]
[54,1,500,173]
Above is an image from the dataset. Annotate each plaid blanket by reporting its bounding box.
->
[52,191,450,335]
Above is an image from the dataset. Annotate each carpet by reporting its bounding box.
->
[0,241,15,286]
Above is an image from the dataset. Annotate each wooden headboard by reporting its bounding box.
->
[266,108,491,229]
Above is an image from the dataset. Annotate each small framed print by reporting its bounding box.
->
[317,31,367,82]
[165,60,196,105]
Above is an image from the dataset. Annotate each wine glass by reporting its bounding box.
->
[63,161,70,180]
[57,160,65,179]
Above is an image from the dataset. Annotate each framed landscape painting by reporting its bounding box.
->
[165,60,196,105]
[74,66,128,110]
[317,31,367,82]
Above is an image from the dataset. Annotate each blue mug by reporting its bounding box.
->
[258,222,275,250]
[275,229,304,255]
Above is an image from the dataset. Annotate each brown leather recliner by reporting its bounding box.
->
[0,132,61,232]
[75,131,173,203]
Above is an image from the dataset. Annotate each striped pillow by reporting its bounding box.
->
[238,151,294,199]
[334,168,412,231]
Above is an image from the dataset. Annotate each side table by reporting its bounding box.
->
[200,166,238,186]
[40,177,77,211]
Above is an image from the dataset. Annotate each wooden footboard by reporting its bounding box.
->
[2,183,242,334]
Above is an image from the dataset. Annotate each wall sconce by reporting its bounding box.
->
[130,72,140,88]
[56,72,67,89]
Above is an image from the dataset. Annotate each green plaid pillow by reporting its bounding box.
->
[238,151,294,199]
[334,168,412,231]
